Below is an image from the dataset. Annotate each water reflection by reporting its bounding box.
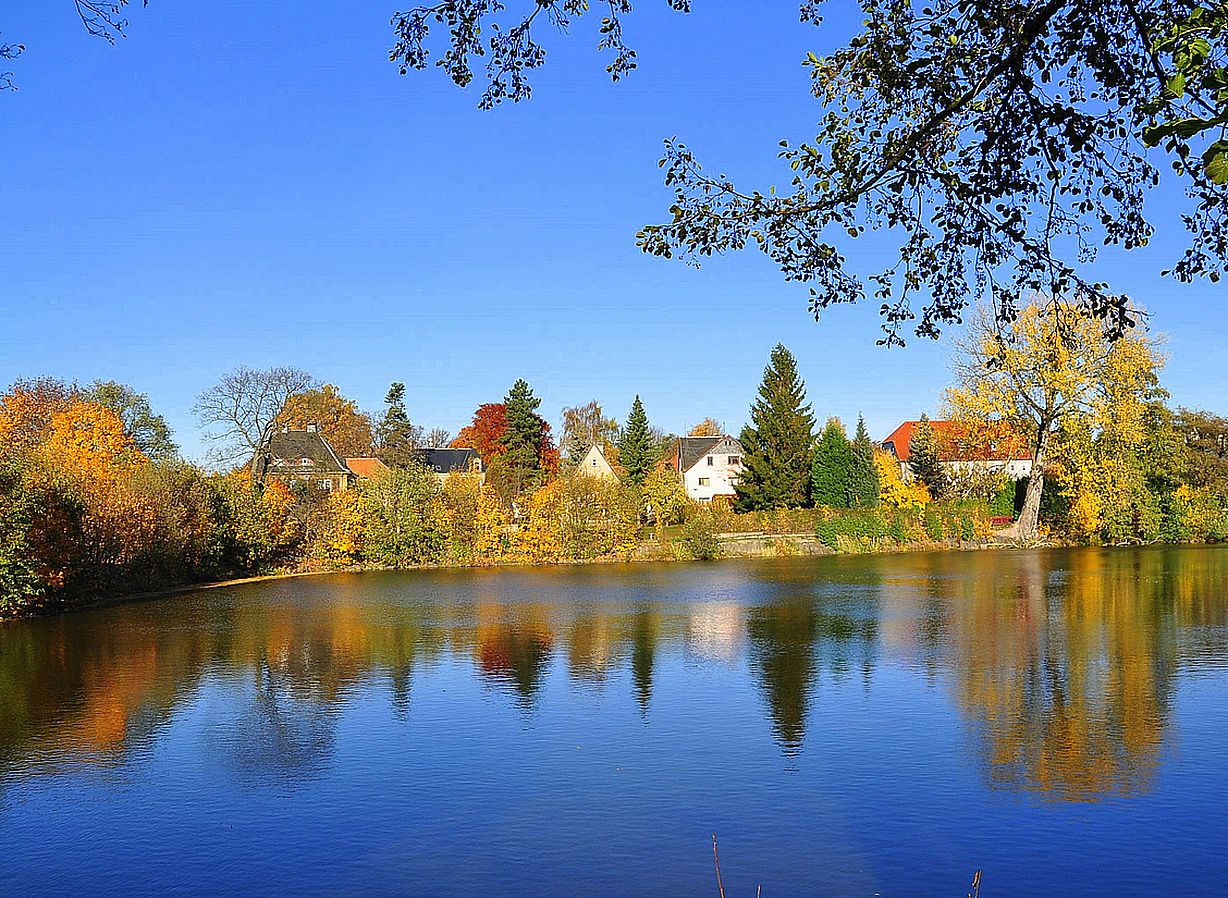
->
[2,548,1226,803]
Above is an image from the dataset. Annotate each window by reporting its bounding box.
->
[706,456,714,466]
[698,477,711,487]
[318,480,333,491]
[728,456,741,465]
[592,459,598,467]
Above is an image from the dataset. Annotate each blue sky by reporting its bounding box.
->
[1,1,1221,462]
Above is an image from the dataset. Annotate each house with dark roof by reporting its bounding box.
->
[669,435,744,502]
[882,420,1033,482]
[251,424,356,492]
[417,447,483,483]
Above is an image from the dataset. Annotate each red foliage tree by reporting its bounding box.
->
[453,402,559,472]
[453,403,508,461]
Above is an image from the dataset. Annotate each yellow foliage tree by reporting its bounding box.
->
[946,302,1161,539]
[276,384,374,457]
[438,472,482,563]
[557,474,641,559]
[43,403,145,482]
[875,450,929,509]
[473,484,508,563]
[688,417,723,437]
[319,489,366,566]
[512,480,564,563]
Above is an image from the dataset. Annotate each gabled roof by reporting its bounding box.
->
[677,435,744,473]
[418,447,481,474]
[346,457,390,478]
[578,443,617,477]
[254,428,352,477]
[882,420,1030,462]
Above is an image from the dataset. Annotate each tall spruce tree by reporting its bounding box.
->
[849,415,880,507]
[376,382,423,466]
[501,379,546,495]
[618,395,655,486]
[811,418,853,507]
[735,344,815,511]
[909,414,947,499]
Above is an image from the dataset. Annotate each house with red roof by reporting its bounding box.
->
[882,420,1033,483]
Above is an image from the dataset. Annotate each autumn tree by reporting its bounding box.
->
[736,345,815,511]
[908,415,948,502]
[641,466,690,538]
[83,381,177,461]
[276,384,374,458]
[424,427,452,449]
[0,377,78,455]
[464,390,559,504]
[31,0,1228,335]
[811,418,853,508]
[375,382,424,465]
[1175,408,1228,496]
[195,366,317,464]
[453,403,508,460]
[688,418,723,438]
[849,415,880,508]
[393,1,1228,341]
[947,303,1162,539]
[360,464,445,565]
[617,396,655,486]
[561,400,619,469]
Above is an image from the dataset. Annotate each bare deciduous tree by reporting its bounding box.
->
[425,427,452,449]
[194,366,317,465]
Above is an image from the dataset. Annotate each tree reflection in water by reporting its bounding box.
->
[2,549,1226,802]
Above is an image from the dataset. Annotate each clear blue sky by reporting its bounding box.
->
[1,1,1221,462]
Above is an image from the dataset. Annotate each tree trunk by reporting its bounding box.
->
[1015,426,1049,540]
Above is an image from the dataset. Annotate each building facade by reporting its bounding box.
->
[672,435,745,503]
[417,447,484,484]
[882,420,1033,482]
[251,425,356,492]
[575,444,617,480]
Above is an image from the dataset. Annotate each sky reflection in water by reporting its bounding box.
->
[2,547,1227,896]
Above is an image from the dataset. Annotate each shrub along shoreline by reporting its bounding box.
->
[0,494,1070,623]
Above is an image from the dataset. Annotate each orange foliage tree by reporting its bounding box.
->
[276,384,375,457]
[0,378,79,456]
[453,402,558,472]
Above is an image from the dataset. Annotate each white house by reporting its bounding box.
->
[672,435,745,503]
[576,444,618,480]
[882,420,1033,482]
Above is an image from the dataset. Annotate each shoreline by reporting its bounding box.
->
[3,532,1042,622]
[14,531,1212,624]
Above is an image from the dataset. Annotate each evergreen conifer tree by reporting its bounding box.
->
[501,379,546,494]
[376,382,423,466]
[734,344,816,511]
[909,414,947,499]
[849,415,881,507]
[617,395,655,485]
[811,418,853,507]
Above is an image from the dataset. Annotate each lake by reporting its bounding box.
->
[2,547,1227,896]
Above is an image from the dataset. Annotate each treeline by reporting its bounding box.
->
[0,375,715,618]
[5,303,1228,617]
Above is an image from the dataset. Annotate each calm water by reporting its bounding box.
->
[2,548,1228,896]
